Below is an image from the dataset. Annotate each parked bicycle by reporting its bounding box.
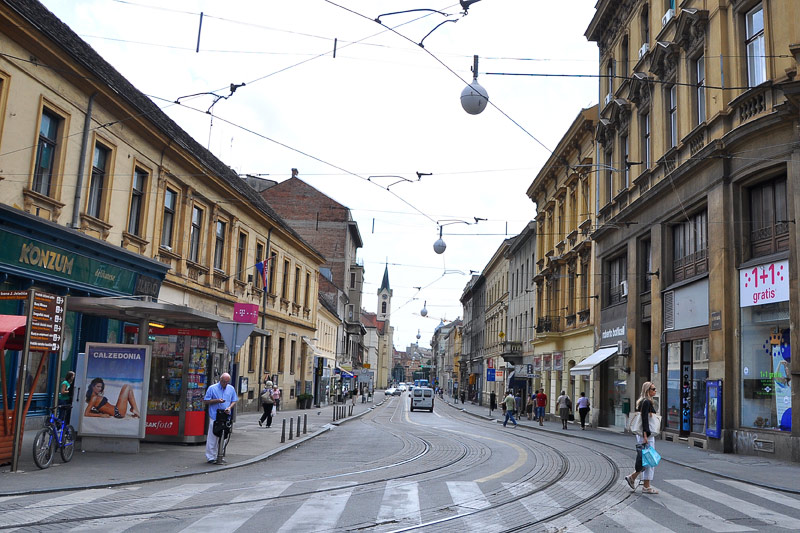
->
[32,406,76,469]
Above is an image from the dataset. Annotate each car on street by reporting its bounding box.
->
[385,387,397,396]
[410,386,434,412]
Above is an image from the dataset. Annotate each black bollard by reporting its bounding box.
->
[289,417,294,440]
[281,418,286,443]
[303,414,307,434]
[296,416,300,437]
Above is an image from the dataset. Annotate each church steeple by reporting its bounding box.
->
[377,263,392,321]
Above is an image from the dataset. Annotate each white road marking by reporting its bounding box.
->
[655,487,755,532]
[0,488,117,529]
[378,480,420,527]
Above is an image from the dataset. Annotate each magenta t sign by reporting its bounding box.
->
[233,303,259,324]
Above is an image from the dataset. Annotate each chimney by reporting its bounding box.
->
[291,168,298,178]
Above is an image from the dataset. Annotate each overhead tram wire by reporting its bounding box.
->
[322,0,553,155]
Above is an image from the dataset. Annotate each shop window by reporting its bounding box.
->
[87,143,110,218]
[32,108,61,196]
[741,302,790,431]
[692,339,709,434]
[748,177,789,258]
[745,3,766,87]
[672,210,707,282]
[189,205,203,263]
[161,188,177,249]
[127,167,147,236]
[213,220,227,271]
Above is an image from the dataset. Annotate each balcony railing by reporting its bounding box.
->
[536,316,561,333]
[673,248,708,282]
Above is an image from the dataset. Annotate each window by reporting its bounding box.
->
[641,239,652,293]
[745,4,766,87]
[213,220,226,271]
[382,302,387,314]
[256,243,264,263]
[557,201,564,238]
[290,340,296,374]
[606,255,627,305]
[248,338,256,372]
[161,188,177,248]
[128,168,147,236]
[350,272,356,289]
[622,134,630,189]
[580,258,589,310]
[278,337,285,373]
[236,232,247,281]
[621,37,629,78]
[33,109,60,196]
[304,271,310,307]
[281,260,290,299]
[749,177,789,257]
[672,210,708,282]
[87,143,110,218]
[695,56,706,125]
[268,251,277,293]
[567,266,575,316]
[640,111,651,168]
[605,59,614,102]
[189,206,203,263]
[641,6,650,48]
[569,188,577,232]
[667,84,678,149]
[581,179,590,217]
[604,147,613,204]
[293,266,301,303]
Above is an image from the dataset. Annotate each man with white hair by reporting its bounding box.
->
[203,373,238,464]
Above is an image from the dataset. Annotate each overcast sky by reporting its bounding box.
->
[40,0,599,350]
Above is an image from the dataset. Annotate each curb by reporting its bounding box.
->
[443,399,800,495]
[0,403,382,497]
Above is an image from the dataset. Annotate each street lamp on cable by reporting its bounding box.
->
[420,301,428,317]
[433,217,486,254]
[461,55,489,115]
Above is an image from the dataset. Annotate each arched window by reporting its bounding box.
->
[382,302,387,314]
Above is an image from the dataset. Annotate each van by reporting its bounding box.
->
[410,387,434,412]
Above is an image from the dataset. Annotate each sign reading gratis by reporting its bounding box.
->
[78,343,151,439]
[740,259,789,307]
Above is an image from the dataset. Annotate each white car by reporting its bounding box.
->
[398,384,407,392]
[385,387,401,396]
[410,387,434,412]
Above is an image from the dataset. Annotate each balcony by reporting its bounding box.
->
[673,248,708,282]
[536,316,561,334]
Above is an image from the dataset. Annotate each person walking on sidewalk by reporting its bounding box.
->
[489,391,497,415]
[259,380,274,427]
[576,391,590,429]
[526,393,534,420]
[535,388,547,426]
[203,373,238,464]
[502,391,518,428]
[271,384,281,412]
[556,390,571,429]
[624,381,659,494]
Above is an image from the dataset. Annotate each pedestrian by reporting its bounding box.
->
[58,371,75,425]
[502,391,518,428]
[576,391,590,429]
[535,388,548,426]
[271,383,281,412]
[203,373,238,464]
[259,380,274,427]
[526,393,534,420]
[514,390,522,416]
[624,381,659,494]
[556,390,571,429]
[489,390,497,415]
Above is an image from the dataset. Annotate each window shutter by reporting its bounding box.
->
[663,290,675,330]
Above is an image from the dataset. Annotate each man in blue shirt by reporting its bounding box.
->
[203,373,238,464]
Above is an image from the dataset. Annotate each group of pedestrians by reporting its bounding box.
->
[258,376,281,428]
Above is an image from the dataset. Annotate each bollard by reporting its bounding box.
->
[296,416,301,437]
[281,418,286,443]
[289,417,294,440]
[303,414,307,434]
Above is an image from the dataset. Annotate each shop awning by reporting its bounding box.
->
[302,336,325,357]
[0,315,27,351]
[570,346,619,376]
[335,367,354,379]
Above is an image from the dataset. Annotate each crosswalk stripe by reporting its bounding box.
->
[446,481,504,533]
[504,482,565,521]
[377,480,420,527]
[608,503,674,532]
[655,488,755,532]
[716,479,800,508]
[230,480,293,503]
[668,479,800,530]
[72,483,219,532]
[276,482,355,533]
[0,488,117,529]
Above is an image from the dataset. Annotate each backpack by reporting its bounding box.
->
[213,410,233,438]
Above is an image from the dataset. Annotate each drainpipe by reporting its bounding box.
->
[71,93,96,228]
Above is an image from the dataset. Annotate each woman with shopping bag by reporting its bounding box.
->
[624,381,661,494]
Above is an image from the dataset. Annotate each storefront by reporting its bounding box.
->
[739,259,791,435]
[589,308,629,429]
[0,205,168,421]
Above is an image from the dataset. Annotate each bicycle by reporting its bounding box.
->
[32,406,76,469]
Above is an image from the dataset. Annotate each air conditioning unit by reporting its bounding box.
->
[662,8,675,27]
[604,93,613,106]
[620,280,629,297]
[638,43,650,59]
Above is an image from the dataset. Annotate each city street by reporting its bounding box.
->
[2,394,800,532]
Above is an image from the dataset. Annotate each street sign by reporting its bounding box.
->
[29,292,66,352]
[216,321,255,354]
[487,368,495,381]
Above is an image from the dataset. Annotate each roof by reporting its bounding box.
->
[379,264,391,292]
[4,0,324,263]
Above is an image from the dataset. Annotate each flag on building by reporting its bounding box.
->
[254,259,269,290]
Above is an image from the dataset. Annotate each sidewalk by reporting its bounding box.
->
[0,398,379,496]
[443,394,800,494]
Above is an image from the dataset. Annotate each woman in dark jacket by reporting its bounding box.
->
[624,381,659,494]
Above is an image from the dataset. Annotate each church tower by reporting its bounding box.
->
[377,263,392,322]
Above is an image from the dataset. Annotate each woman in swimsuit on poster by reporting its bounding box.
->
[84,377,141,419]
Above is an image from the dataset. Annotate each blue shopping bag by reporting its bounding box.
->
[641,445,661,467]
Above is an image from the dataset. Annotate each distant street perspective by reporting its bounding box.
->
[2,0,800,532]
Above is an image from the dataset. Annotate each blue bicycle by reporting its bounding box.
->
[32,406,76,469]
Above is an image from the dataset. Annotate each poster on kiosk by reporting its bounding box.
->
[78,343,151,439]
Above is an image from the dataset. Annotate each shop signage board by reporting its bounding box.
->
[233,303,259,324]
[740,259,789,307]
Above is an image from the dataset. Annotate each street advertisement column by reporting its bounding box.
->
[79,343,151,439]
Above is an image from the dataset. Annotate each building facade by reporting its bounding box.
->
[482,239,512,405]
[505,222,537,400]
[586,0,800,459]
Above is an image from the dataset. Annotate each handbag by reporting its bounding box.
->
[641,445,662,467]
[629,412,643,435]
[261,389,274,404]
